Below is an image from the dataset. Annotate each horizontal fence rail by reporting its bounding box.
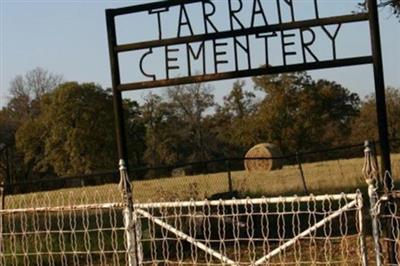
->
[133,193,358,208]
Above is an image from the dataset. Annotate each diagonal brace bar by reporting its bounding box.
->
[253,199,358,265]
[135,208,238,266]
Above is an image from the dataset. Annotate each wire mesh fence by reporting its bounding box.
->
[0,205,127,265]
[0,187,129,265]
[0,191,368,266]
[372,173,400,265]
[128,193,366,265]
[378,195,400,265]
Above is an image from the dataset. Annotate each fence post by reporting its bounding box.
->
[119,159,142,266]
[226,159,233,196]
[356,191,368,266]
[0,181,4,210]
[362,140,382,266]
[295,152,309,194]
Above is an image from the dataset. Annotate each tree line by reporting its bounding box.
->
[1,67,399,183]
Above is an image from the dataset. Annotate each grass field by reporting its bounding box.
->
[5,153,400,208]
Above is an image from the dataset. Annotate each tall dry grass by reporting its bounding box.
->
[5,154,399,207]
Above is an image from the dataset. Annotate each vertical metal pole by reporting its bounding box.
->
[367,2,396,260]
[226,160,233,196]
[106,13,139,262]
[106,10,129,170]
[367,0,392,184]
[368,180,383,266]
[123,207,137,266]
[295,152,309,194]
[119,160,140,266]
[363,141,382,265]
[133,210,143,265]
[0,181,4,211]
[356,191,368,266]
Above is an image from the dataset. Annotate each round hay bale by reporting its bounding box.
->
[244,143,283,172]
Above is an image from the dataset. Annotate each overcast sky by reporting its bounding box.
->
[1,0,399,108]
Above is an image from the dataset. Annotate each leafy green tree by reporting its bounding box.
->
[252,72,360,153]
[350,87,400,147]
[384,87,400,141]
[1,68,63,182]
[124,98,146,167]
[212,80,258,157]
[0,111,16,183]
[220,80,256,119]
[141,93,177,167]
[166,83,215,162]
[141,84,216,168]
[16,82,117,175]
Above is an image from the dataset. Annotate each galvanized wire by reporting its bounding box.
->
[0,191,365,265]
[373,172,400,266]
[0,187,126,266]
[134,193,364,265]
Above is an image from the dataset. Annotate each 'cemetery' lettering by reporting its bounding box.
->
[110,0,370,87]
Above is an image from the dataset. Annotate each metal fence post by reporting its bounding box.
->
[119,159,141,266]
[356,191,368,266]
[226,159,233,196]
[295,152,309,194]
[363,140,382,266]
[0,181,4,211]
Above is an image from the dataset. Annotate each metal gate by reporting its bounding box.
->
[131,193,366,265]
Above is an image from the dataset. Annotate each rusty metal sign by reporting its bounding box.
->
[106,0,374,91]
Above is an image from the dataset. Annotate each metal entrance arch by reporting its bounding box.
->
[105,0,394,263]
[105,0,391,184]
